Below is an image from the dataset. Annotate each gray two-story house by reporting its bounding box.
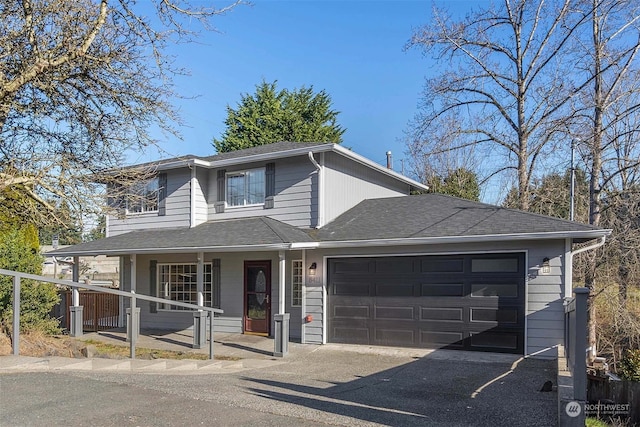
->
[52,141,609,358]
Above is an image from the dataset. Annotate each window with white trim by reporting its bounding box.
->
[226,168,265,207]
[158,263,213,310]
[292,260,303,307]
[126,178,159,214]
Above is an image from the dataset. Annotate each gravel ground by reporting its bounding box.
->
[0,347,557,426]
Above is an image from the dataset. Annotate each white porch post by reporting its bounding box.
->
[193,252,207,349]
[197,252,204,307]
[274,250,289,357]
[278,250,286,314]
[301,249,306,343]
[69,256,83,337]
[130,254,137,293]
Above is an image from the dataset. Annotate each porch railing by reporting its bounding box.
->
[0,268,223,360]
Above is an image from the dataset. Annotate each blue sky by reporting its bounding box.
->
[140,1,482,173]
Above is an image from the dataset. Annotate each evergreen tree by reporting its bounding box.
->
[213,80,345,152]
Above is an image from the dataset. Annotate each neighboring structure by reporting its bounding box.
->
[50,141,610,358]
[42,245,120,287]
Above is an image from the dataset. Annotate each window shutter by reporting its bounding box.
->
[211,259,221,309]
[215,169,226,213]
[149,260,157,313]
[265,162,275,209]
[158,173,167,216]
[108,183,126,218]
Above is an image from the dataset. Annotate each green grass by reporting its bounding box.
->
[80,339,241,361]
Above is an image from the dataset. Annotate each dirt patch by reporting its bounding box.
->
[0,332,86,358]
[0,333,238,361]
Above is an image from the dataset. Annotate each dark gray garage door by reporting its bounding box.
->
[327,253,525,354]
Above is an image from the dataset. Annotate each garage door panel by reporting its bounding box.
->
[332,326,369,343]
[332,281,372,296]
[375,305,415,320]
[375,283,416,297]
[470,307,520,324]
[420,307,464,322]
[420,258,464,273]
[333,304,370,319]
[421,283,465,297]
[375,328,415,346]
[328,254,525,354]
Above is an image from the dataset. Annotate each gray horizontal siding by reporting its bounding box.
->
[109,168,191,236]
[323,152,410,225]
[207,156,315,228]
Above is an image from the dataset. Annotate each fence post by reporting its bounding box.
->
[209,311,214,360]
[12,275,20,356]
[573,287,589,402]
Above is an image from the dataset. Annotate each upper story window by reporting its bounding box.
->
[226,168,265,207]
[126,178,159,214]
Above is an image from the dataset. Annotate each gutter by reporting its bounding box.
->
[294,230,612,250]
[308,152,324,228]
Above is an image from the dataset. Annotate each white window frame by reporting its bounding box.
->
[291,260,303,307]
[226,167,266,207]
[157,262,213,311]
[126,177,159,215]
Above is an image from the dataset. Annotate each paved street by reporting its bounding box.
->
[0,345,557,426]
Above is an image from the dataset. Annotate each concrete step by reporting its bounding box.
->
[0,355,273,373]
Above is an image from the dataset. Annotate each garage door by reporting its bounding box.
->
[327,253,525,354]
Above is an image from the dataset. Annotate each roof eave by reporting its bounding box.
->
[46,243,292,257]
[313,229,612,249]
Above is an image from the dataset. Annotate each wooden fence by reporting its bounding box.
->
[63,290,119,332]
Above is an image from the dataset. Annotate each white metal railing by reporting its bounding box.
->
[0,268,223,360]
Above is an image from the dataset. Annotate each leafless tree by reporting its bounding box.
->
[0,0,241,228]
[406,0,592,210]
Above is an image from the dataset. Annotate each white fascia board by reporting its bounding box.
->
[313,230,612,249]
[202,144,335,169]
[330,144,429,191]
[47,243,291,257]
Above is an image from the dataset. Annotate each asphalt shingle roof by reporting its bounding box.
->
[49,217,315,256]
[314,193,603,241]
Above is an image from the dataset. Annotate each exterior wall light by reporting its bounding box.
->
[308,262,317,276]
[541,257,550,274]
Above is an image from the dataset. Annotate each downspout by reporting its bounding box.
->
[190,165,197,228]
[308,152,324,228]
[566,235,606,361]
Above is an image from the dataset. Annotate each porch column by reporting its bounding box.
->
[278,250,285,314]
[69,256,83,337]
[274,250,289,357]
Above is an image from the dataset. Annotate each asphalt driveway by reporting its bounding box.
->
[0,345,557,426]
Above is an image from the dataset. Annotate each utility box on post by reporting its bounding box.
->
[274,313,290,357]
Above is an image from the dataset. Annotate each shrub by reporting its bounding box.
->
[617,349,640,381]
[0,225,60,335]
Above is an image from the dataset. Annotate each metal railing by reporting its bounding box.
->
[0,269,223,360]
